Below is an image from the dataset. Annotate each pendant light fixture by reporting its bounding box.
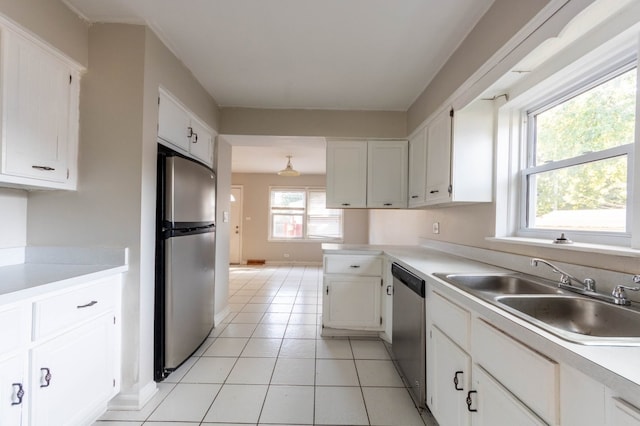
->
[277,155,300,177]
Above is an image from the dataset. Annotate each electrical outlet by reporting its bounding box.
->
[432,222,440,234]
[283,253,290,258]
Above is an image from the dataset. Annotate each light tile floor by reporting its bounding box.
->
[95,264,436,426]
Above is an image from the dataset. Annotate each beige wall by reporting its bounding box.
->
[0,188,27,248]
[407,0,551,133]
[0,0,88,66]
[27,22,221,405]
[232,173,368,263]
[221,107,406,139]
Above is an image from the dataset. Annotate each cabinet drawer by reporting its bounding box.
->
[0,303,31,355]
[431,291,470,351]
[324,255,382,276]
[473,319,558,425]
[33,278,117,340]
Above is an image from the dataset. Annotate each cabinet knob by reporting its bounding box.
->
[11,383,25,405]
[411,195,419,199]
[383,203,392,206]
[386,285,393,296]
[40,368,52,388]
[192,132,198,143]
[349,265,361,268]
[429,190,439,194]
[341,203,351,206]
[187,126,193,138]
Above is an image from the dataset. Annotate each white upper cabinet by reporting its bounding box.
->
[0,29,81,190]
[408,128,427,207]
[367,140,408,208]
[188,115,214,166]
[326,140,368,208]
[157,88,216,167]
[158,90,191,152]
[423,100,493,206]
[326,139,408,209]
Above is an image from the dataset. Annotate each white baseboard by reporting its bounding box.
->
[108,380,158,411]
[214,306,231,326]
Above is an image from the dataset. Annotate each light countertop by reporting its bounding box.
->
[0,246,128,305]
[323,243,640,397]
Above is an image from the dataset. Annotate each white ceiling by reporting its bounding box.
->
[63,0,495,173]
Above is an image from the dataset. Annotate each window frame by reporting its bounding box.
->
[515,59,637,246]
[268,186,344,242]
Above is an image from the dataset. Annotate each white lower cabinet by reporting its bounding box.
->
[428,326,471,426]
[561,364,605,425]
[0,276,121,426]
[609,397,640,426]
[470,365,546,426]
[323,276,382,329]
[0,354,28,425]
[428,289,557,426]
[30,314,116,425]
[322,254,387,332]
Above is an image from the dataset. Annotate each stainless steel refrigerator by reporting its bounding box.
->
[154,145,216,381]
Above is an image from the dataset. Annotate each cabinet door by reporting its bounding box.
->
[323,276,382,329]
[367,140,408,208]
[188,116,214,166]
[326,140,367,208]
[3,31,74,183]
[30,314,116,426]
[158,90,191,151]
[470,365,546,426]
[561,364,605,425]
[425,109,452,204]
[408,129,427,207]
[0,354,28,426]
[428,326,471,426]
[609,397,640,426]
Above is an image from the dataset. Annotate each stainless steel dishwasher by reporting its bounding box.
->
[391,262,426,409]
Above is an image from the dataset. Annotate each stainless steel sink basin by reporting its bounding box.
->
[496,295,640,344]
[434,273,562,295]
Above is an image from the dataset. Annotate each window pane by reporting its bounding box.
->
[534,68,636,165]
[271,190,305,208]
[308,215,342,239]
[272,214,303,238]
[308,191,341,216]
[528,156,627,232]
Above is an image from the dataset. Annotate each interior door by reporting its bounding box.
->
[230,186,243,264]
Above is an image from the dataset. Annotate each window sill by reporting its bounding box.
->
[486,236,640,258]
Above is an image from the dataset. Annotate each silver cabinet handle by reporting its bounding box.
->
[430,190,439,194]
[192,132,198,143]
[32,165,55,171]
[341,203,351,206]
[11,383,24,405]
[454,371,464,391]
[187,126,193,137]
[349,265,360,268]
[40,368,52,388]
[77,300,98,309]
[383,203,392,206]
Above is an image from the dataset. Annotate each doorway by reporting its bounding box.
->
[229,185,243,264]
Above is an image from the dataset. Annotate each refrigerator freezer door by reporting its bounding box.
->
[166,155,216,223]
[164,231,215,369]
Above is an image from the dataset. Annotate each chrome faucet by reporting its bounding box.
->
[530,258,596,292]
[611,275,640,306]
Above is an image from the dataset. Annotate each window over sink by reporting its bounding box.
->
[522,64,636,238]
[494,18,640,250]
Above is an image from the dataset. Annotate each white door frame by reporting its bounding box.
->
[229,185,243,264]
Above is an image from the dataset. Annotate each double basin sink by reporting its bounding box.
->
[433,273,640,345]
